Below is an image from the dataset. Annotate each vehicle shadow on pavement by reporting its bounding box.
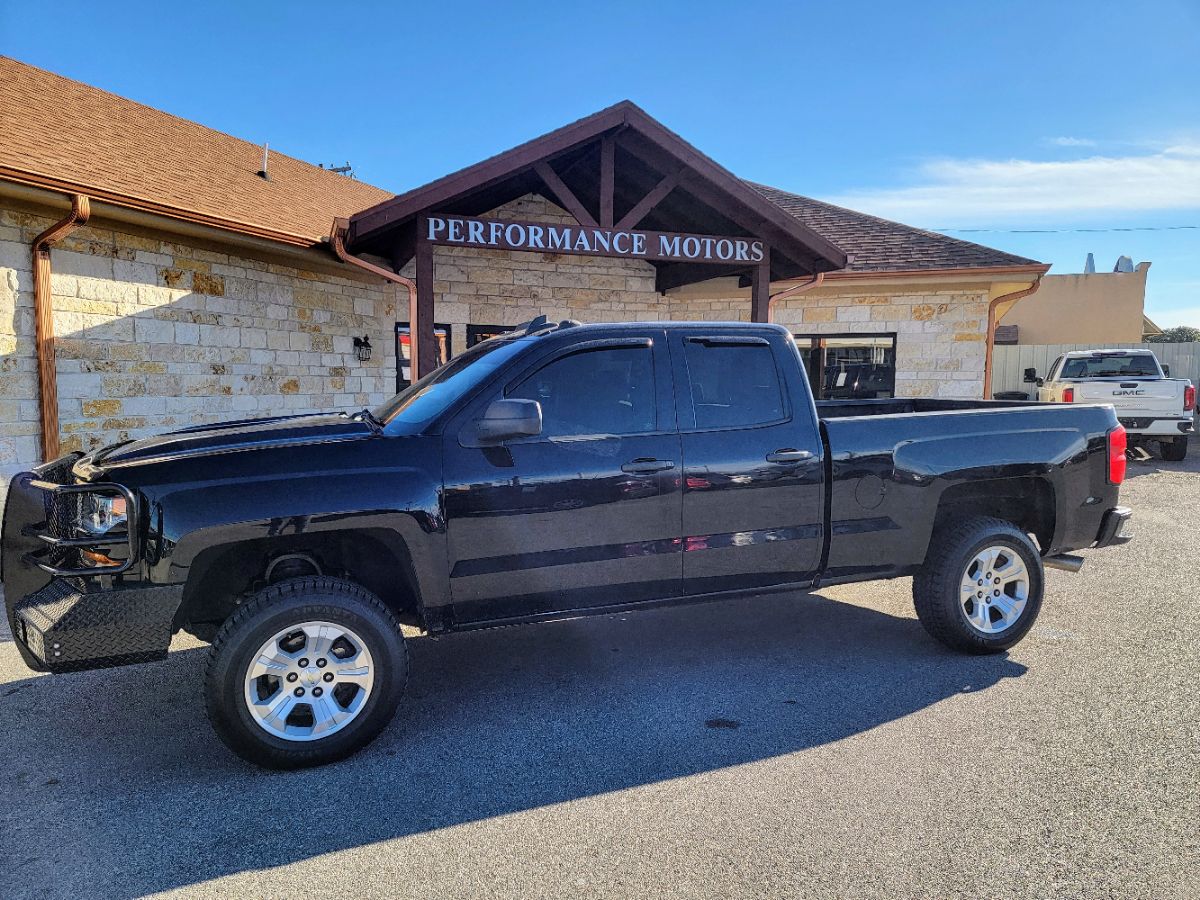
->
[0,589,1026,898]
[1124,447,1200,479]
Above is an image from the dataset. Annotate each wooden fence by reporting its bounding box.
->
[992,343,1200,397]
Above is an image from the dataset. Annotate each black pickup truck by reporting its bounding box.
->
[2,320,1132,768]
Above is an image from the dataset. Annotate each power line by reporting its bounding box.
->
[934,224,1200,234]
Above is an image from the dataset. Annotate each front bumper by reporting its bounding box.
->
[11,577,184,673]
[3,458,175,674]
[1094,506,1133,548]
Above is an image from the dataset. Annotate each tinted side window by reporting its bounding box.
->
[1048,356,1063,380]
[508,346,656,438]
[682,340,785,429]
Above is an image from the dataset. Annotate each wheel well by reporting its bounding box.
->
[177,529,422,634]
[931,477,1055,553]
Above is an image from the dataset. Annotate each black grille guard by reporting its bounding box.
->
[21,479,140,577]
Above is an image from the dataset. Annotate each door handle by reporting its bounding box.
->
[621,458,676,474]
[766,449,813,463]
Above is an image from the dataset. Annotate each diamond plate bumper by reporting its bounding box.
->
[11,577,184,673]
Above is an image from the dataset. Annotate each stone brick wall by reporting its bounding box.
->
[771,286,989,398]
[662,279,988,398]
[0,200,398,497]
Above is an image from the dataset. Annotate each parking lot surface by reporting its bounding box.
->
[1,447,1197,899]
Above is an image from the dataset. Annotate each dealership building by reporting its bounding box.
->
[0,56,1049,503]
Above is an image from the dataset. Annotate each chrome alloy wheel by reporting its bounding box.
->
[243,621,375,742]
[959,544,1029,635]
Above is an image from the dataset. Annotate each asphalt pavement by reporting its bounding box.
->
[1,447,1197,899]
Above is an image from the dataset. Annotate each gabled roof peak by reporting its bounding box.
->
[347,100,848,288]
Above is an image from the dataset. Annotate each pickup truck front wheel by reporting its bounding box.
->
[204,577,407,769]
[913,517,1044,654]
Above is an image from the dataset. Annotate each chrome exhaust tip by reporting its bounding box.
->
[1043,553,1085,573]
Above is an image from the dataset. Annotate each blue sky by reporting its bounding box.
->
[3,0,1198,325]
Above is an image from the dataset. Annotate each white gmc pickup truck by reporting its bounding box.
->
[1026,349,1195,460]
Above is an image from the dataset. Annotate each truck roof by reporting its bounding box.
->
[1062,348,1156,356]
[510,317,789,339]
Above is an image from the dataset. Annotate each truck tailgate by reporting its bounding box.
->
[1073,379,1181,416]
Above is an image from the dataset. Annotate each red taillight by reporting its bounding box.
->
[1062,387,1075,403]
[1108,425,1127,485]
[1186,384,1196,412]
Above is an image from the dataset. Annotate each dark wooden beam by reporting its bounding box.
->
[750,246,772,322]
[619,106,847,268]
[350,103,630,242]
[615,170,680,231]
[391,223,417,271]
[414,237,436,380]
[534,160,598,228]
[599,135,615,228]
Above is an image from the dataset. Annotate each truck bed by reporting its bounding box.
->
[816,398,1119,585]
[816,397,1049,419]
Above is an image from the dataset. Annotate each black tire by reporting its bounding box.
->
[204,576,407,769]
[1160,436,1188,462]
[912,516,1044,654]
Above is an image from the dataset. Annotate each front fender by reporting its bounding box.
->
[134,447,449,616]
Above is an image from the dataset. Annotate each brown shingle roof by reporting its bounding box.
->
[747,182,1044,274]
[0,56,392,246]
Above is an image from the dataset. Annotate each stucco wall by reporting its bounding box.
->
[0,199,398,493]
[1000,264,1149,344]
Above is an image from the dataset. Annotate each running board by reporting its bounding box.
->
[1043,553,1085,573]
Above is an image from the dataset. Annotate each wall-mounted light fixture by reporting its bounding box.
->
[353,335,372,362]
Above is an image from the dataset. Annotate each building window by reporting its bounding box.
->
[466,324,513,348]
[395,322,452,392]
[793,333,897,400]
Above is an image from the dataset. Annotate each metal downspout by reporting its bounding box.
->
[328,218,420,379]
[984,276,1043,398]
[767,271,824,322]
[32,194,90,461]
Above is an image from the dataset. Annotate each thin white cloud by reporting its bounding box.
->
[827,144,1200,225]
[1048,136,1098,147]
[1146,304,1200,328]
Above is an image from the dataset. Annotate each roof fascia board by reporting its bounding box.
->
[819,264,1051,284]
[0,166,318,248]
[348,105,628,241]
[0,179,367,278]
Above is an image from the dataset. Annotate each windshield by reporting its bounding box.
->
[1060,354,1160,378]
[373,335,532,427]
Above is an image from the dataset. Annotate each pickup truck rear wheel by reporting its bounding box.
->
[913,516,1043,654]
[204,576,407,769]
[1160,436,1188,462]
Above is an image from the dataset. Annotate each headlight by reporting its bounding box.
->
[77,493,128,535]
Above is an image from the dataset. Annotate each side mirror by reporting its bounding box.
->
[1023,367,1038,384]
[476,399,542,443]
[1036,377,1045,387]
[1162,364,1170,376]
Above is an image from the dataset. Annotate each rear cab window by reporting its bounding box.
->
[679,335,787,430]
[1060,353,1160,379]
